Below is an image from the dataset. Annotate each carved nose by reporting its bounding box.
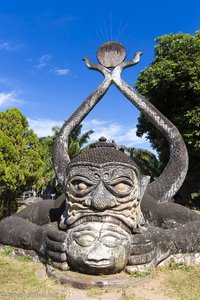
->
[91,182,116,210]
[87,241,110,261]
[92,197,113,210]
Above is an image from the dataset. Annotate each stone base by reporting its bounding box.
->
[46,264,152,289]
[0,244,39,262]
[159,252,200,266]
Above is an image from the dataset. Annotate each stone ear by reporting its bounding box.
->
[140,176,151,200]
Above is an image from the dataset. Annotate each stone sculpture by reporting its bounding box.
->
[0,41,200,277]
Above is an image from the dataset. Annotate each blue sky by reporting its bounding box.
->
[0,0,200,149]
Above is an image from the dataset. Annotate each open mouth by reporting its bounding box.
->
[68,212,132,233]
[86,260,111,268]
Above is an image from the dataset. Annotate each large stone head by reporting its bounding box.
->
[63,137,144,231]
[57,137,144,275]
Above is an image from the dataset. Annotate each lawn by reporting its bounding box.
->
[0,252,66,300]
[0,248,200,300]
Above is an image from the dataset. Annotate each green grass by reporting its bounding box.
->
[1,245,13,256]
[130,269,153,278]
[167,262,194,272]
[0,254,65,300]
[0,251,200,300]
[161,264,200,300]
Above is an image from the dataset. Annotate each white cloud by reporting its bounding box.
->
[0,40,24,51]
[117,128,143,144]
[51,68,70,76]
[86,123,122,141]
[36,54,52,69]
[28,118,63,137]
[28,117,151,150]
[0,91,24,107]
[83,119,107,126]
[82,119,150,149]
[0,41,9,50]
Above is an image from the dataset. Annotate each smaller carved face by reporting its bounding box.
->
[65,222,131,274]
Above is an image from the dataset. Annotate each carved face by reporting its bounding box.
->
[65,222,131,274]
[65,163,142,229]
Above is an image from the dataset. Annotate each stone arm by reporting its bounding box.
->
[126,220,200,273]
[53,65,112,188]
[80,51,188,204]
[111,54,188,203]
[15,194,66,225]
[141,194,200,228]
[0,195,68,268]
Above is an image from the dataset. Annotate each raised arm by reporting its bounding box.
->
[112,59,188,203]
[53,62,112,189]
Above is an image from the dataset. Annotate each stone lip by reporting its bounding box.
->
[46,264,152,289]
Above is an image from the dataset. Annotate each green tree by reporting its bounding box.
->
[68,124,94,159]
[39,126,61,197]
[135,31,200,205]
[0,108,45,217]
[124,147,161,180]
[39,124,94,196]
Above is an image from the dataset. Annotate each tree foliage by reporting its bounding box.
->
[39,123,94,197]
[0,108,45,217]
[124,147,161,180]
[135,31,200,204]
[68,124,94,159]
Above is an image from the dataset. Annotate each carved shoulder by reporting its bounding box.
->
[16,194,66,225]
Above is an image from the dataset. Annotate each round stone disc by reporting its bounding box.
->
[46,265,152,289]
[97,41,126,68]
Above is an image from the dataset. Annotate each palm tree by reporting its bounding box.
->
[39,124,94,197]
[68,124,94,159]
[124,146,161,180]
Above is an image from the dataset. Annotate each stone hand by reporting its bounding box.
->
[126,228,171,273]
[82,57,111,77]
[33,223,68,270]
[126,232,156,273]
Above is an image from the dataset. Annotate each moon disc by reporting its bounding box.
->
[97,41,126,68]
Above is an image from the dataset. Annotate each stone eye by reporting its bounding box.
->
[77,182,87,191]
[101,235,121,247]
[71,180,88,191]
[115,182,129,192]
[73,233,96,247]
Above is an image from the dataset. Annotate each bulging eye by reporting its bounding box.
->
[71,180,89,192]
[115,182,130,192]
[115,183,127,191]
[106,179,133,196]
[77,182,87,191]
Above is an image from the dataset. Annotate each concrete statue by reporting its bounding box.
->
[0,41,200,279]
